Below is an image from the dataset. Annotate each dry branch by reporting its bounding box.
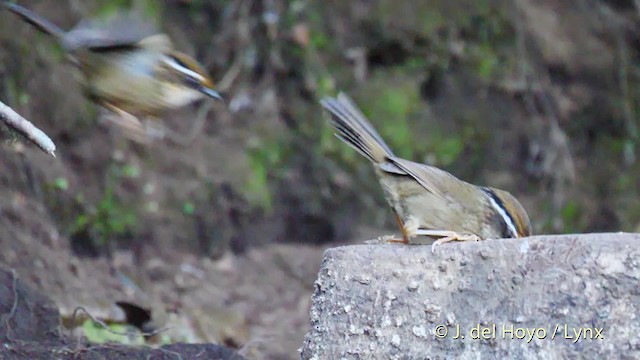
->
[0,100,56,156]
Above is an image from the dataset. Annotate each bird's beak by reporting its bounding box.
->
[200,85,223,101]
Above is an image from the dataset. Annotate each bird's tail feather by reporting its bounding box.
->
[320,92,394,164]
[3,2,65,39]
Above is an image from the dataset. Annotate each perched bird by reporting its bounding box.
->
[321,93,532,251]
[3,2,222,136]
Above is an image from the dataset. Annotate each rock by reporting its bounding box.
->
[0,266,62,344]
[0,265,245,360]
[300,233,640,359]
[1,343,246,360]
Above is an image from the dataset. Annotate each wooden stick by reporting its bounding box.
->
[0,100,56,156]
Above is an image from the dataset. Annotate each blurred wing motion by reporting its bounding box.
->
[2,1,66,38]
[63,13,168,52]
[2,2,168,52]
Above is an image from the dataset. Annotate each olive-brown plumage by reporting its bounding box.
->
[3,2,222,120]
[321,93,532,251]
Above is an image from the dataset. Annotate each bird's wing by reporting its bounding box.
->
[387,157,460,198]
[63,12,167,51]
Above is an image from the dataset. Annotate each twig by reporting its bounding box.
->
[146,347,184,360]
[512,2,576,232]
[70,306,173,339]
[163,101,213,147]
[618,39,636,165]
[217,51,244,92]
[236,336,276,359]
[0,100,56,156]
[1,269,19,341]
[636,0,640,18]
[614,11,637,165]
[216,0,250,93]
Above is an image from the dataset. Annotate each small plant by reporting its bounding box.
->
[364,82,421,160]
[182,202,195,216]
[53,177,69,191]
[69,163,138,254]
[82,319,145,345]
[430,135,464,167]
[244,138,289,211]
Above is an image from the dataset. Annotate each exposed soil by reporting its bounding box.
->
[0,199,329,358]
[2,0,640,359]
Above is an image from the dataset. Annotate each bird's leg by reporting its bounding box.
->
[102,103,143,127]
[152,122,195,147]
[142,118,166,141]
[120,120,154,144]
[100,104,155,143]
[414,229,480,253]
[383,213,413,244]
[149,102,211,147]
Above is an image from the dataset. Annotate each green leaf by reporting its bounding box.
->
[122,165,140,178]
[82,320,144,345]
[53,178,69,191]
[183,202,195,215]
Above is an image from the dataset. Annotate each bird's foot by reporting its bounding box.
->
[402,217,420,239]
[364,235,408,245]
[413,229,480,253]
[383,236,409,244]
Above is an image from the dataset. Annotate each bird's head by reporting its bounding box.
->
[162,52,223,102]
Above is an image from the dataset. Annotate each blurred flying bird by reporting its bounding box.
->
[3,2,223,140]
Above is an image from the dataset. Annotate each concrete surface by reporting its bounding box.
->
[301,233,640,359]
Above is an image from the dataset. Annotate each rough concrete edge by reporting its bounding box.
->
[300,232,640,358]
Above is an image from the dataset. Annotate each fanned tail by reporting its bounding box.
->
[320,92,394,164]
